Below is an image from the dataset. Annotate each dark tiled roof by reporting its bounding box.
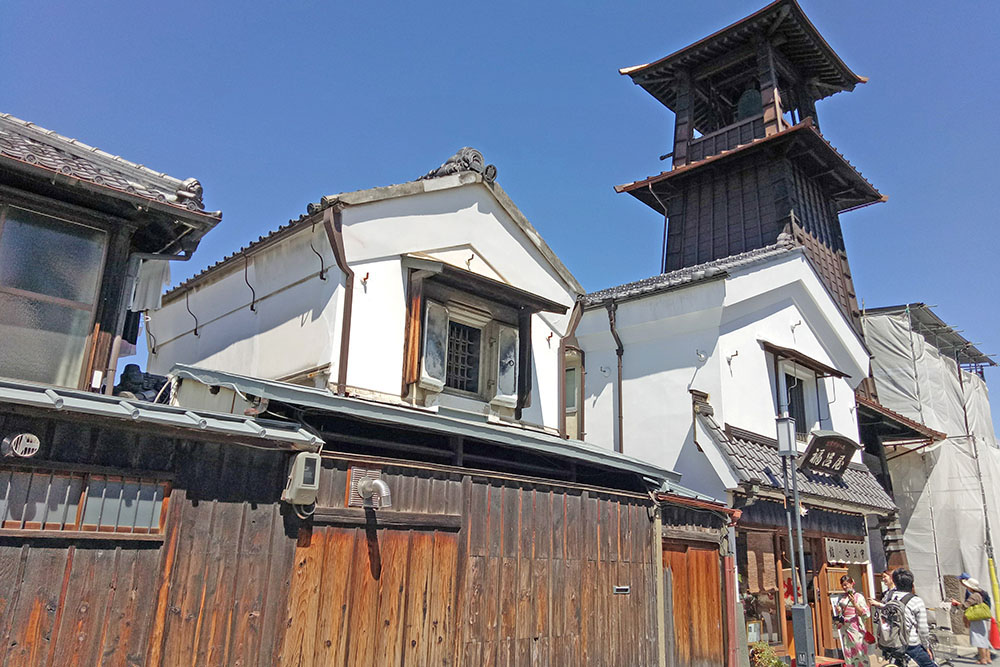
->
[615,120,884,215]
[583,236,799,306]
[717,421,896,512]
[163,211,316,302]
[619,0,866,132]
[0,113,219,219]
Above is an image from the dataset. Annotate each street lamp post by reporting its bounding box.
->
[777,415,816,667]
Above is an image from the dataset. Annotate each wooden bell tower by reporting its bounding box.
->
[616,0,886,331]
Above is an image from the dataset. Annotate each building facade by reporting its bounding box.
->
[569,0,903,660]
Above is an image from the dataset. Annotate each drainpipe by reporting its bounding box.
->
[607,301,624,453]
[323,205,355,395]
[559,301,584,439]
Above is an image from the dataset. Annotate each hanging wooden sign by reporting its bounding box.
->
[799,431,860,477]
[824,537,868,564]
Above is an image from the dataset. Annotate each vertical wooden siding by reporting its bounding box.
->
[0,412,661,667]
[0,412,296,667]
[462,482,658,667]
[664,158,779,273]
[663,543,724,667]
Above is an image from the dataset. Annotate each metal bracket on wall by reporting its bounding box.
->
[243,254,257,312]
[309,223,327,280]
[185,292,199,336]
[145,313,158,354]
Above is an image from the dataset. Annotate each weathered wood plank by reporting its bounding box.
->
[5,545,66,667]
[0,543,29,662]
[197,450,251,667]
[425,531,458,666]
[345,522,381,666]
[53,546,116,667]
[468,481,488,558]
[311,526,357,666]
[226,456,279,666]
[497,556,517,653]
[373,530,410,667]
[277,526,325,666]
[400,531,433,663]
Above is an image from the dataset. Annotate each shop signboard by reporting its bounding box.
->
[824,537,868,564]
[799,431,860,477]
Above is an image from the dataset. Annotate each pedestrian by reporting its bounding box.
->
[870,570,896,609]
[950,576,993,664]
[834,574,871,667]
[886,568,938,667]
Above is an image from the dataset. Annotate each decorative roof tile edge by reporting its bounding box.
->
[582,235,800,306]
[0,113,220,220]
[163,168,584,303]
[614,119,884,209]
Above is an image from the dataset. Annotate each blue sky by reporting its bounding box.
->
[4,1,1000,427]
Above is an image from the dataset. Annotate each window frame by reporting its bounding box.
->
[443,301,492,398]
[0,203,110,388]
[0,464,170,541]
[776,362,820,441]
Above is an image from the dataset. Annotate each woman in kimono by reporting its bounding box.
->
[835,575,871,667]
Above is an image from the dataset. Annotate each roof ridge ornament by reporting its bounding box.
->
[420,147,497,183]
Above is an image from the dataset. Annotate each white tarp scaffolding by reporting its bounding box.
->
[864,309,1000,609]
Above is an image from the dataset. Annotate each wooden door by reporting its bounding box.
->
[819,565,849,655]
[279,524,460,666]
[663,542,725,667]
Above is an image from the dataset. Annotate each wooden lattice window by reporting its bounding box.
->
[0,467,169,535]
[446,321,482,393]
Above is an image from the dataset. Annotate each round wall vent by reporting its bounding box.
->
[2,433,41,458]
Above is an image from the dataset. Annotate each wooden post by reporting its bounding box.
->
[672,69,694,168]
[757,40,784,136]
[796,84,820,132]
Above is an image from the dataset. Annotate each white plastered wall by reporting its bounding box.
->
[576,252,869,500]
[147,179,578,431]
[336,181,576,427]
[865,312,1000,607]
[147,224,344,381]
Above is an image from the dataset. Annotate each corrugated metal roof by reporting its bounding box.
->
[0,113,220,220]
[583,237,800,306]
[863,303,996,368]
[170,364,677,485]
[0,378,320,451]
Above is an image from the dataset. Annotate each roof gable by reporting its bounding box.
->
[165,163,583,301]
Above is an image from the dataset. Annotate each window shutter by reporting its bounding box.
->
[492,324,519,407]
[419,300,448,391]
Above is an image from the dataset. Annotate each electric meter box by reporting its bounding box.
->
[282,452,321,505]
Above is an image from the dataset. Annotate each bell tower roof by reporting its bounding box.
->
[621,0,866,135]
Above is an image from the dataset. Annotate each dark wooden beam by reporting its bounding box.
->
[312,506,462,531]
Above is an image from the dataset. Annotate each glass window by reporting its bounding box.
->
[565,367,578,411]
[785,373,808,436]
[0,207,105,303]
[0,206,106,386]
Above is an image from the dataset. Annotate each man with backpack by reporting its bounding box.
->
[877,568,938,667]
